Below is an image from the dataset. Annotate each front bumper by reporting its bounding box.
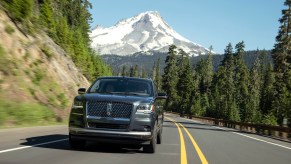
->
[69,127,152,144]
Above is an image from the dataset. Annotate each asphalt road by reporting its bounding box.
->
[0,114,291,164]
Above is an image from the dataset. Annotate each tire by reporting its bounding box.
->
[143,123,157,153]
[157,125,163,144]
[69,134,86,150]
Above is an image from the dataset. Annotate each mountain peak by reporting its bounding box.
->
[91,25,104,31]
[139,11,161,18]
[114,11,162,27]
[90,11,209,56]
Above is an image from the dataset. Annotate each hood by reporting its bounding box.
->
[76,93,154,104]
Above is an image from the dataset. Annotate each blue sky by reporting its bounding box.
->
[88,0,284,54]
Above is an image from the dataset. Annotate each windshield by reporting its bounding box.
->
[88,78,153,97]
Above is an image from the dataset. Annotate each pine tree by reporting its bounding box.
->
[129,66,134,77]
[133,65,139,77]
[141,69,148,78]
[224,44,239,121]
[62,0,92,45]
[259,49,268,79]
[260,64,276,116]
[210,43,239,121]
[121,65,127,76]
[207,82,219,117]
[55,16,73,53]
[234,41,250,122]
[272,0,291,125]
[195,48,213,94]
[189,68,200,116]
[72,30,87,70]
[155,58,162,91]
[247,57,262,122]
[152,62,156,80]
[204,47,214,94]
[2,0,34,22]
[162,45,179,112]
[192,47,213,117]
[211,67,228,119]
[200,93,210,116]
[191,94,202,116]
[85,54,95,81]
[177,49,193,115]
[40,0,56,38]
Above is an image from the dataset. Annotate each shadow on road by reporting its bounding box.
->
[20,134,143,154]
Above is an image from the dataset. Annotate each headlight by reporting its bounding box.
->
[136,104,154,113]
[72,100,83,108]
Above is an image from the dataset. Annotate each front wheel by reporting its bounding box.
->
[143,123,157,153]
[157,125,163,144]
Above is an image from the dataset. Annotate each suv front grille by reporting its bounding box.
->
[87,101,133,118]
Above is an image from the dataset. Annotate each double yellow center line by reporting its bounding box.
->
[166,116,208,164]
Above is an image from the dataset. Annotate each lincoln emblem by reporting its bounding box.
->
[107,103,112,116]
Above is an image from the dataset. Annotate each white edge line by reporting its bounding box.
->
[176,116,291,151]
[232,132,291,150]
[0,138,68,154]
[212,124,291,150]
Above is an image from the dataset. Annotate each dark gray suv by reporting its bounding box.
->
[69,76,166,153]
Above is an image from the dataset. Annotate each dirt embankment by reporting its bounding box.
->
[0,10,89,127]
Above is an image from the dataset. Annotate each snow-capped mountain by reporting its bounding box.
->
[90,11,209,56]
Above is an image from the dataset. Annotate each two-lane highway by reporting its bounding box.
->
[0,114,291,164]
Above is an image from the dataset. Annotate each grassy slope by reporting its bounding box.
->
[0,10,89,128]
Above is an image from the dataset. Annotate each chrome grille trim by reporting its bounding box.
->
[86,101,133,118]
[87,122,128,130]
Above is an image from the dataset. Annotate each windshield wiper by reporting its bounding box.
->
[125,92,149,96]
[96,92,148,96]
[96,91,114,94]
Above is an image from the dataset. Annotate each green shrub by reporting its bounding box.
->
[0,107,8,125]
[41,46,54,59]
[58,93,68,108]
[261,113,278,126]
[32,59,44,66]
[11,69,19,76]
[0,99,56,126]
[48,96,57,107]
[9,103,54,124]
[32,69,44,85]
[24,70,30,76]
[0,44,11,75]
[2,0,34,22]
[0,44,4,56]
[4,24,15,34]
[28,88,35,96]
[23,52,31,61]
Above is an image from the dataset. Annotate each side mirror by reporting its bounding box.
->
[157,93,167,99]
[78,88,86,94]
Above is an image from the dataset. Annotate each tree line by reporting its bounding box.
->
[116,42,283,126]
[1,0,112,81]
[161,0,291,127]
[116,57,162,91]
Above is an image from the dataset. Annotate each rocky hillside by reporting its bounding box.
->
[0,10,89,127]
